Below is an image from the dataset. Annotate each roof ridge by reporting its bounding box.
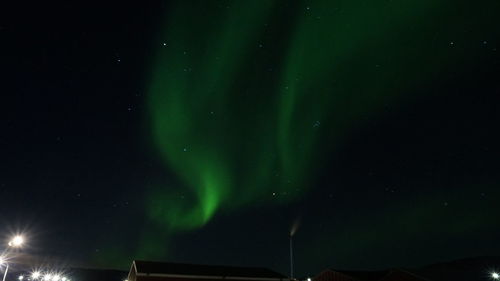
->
[131,260,288,279]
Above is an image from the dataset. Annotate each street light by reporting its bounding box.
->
[492,272,500,280]
[8,236,24,248]
[32,272,41,280]
[2,235,26,281]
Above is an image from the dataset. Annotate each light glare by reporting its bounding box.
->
[492,272,500,280]
[32,272,41,279]
[9,235,25,247]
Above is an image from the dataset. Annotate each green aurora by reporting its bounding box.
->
[131,0,499,260]
[147,0,440,229]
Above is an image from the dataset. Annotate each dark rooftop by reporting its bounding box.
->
[133,260,288,280]
[335,270,390,280]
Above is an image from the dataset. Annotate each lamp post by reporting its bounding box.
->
[2,235,25,281]
[1,257,8,281]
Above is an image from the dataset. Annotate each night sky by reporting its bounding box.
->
[1,0,500,277]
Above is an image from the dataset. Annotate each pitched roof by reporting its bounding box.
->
[133,260,288,280]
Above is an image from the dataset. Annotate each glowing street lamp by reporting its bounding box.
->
[8,236,24,248]
[492,272,500,280]
[18,275,24,281]
[2,235,26,281]
[32,272,41,280]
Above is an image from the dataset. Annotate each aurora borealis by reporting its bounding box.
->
[1,0,500,277]
[147,0,447,230]
[144,0,499,261]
